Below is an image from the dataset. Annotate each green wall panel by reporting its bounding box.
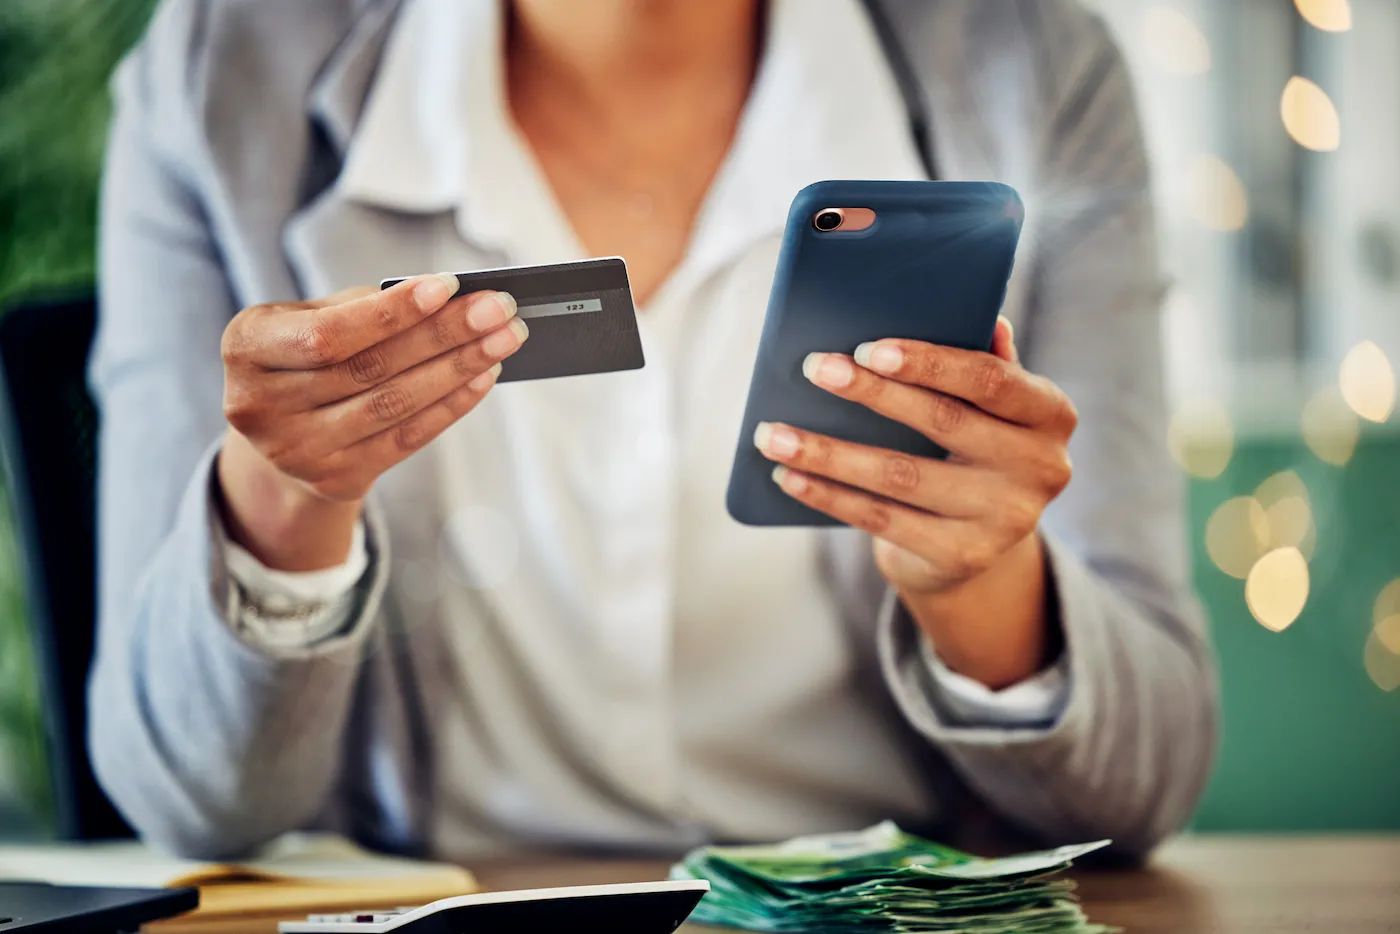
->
[1190,431,1400,830]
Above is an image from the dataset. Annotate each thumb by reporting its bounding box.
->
[991,315,1019,365]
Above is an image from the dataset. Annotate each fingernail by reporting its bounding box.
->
[855,341,903,374]
[999,315,1014,341]
[803,352,854,389]
[496,291,518,319]
[468,362,502,391]
[467,291,514,331]
[753,421,800,458]
[772,465,808,494]
[483,318,528,357]
[414,273,458,311]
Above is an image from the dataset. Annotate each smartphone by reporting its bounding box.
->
[725,179,1024,527]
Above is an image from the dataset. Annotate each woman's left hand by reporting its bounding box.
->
[753,317,1079,687]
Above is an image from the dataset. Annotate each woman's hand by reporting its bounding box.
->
[752,318,1078,688]
[217,274,528,570]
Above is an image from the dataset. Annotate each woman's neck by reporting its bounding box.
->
[505,0,763,303]
[507,0,761,119]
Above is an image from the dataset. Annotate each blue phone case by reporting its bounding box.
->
[726,180,1023,527]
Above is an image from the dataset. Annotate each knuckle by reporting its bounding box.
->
[221,382,268,433]
[947,542,993,580]
[1041,449,1074,493]
[344,347,389,385]
[881,454,921,493]
[1001,494,1042,537]
[855,500,893,536]
[431,312,460,351]
[220,323,248,367]
[373,299,400,334]
[296,322,340,366]
[926,394,967,434]
[910,347,944,385]
[1058,395,1081,434]
[451,344,478,377]
[222,397,254,432]
[223,400,256,433]
[369,385,413,421]
[974,358,1010,404]
[803,433,832,468]
[394,417,431,454]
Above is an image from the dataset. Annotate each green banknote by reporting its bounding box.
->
[670,822,1116,934]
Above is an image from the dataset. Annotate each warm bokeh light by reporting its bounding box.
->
[1376,616,1400,657]
[1205,497,1270,579]
[1364,632,1400,692]
[1245,547,1310,632]
[1186,154,1249,231]
[1339,340,1396,423]
[1281,76,1341,151]
[1167,396,1235,478]
[1294,0,1353,32]
[1253,471,1315,558]
[1142,7,1212,76]
[1301,384,1361,466]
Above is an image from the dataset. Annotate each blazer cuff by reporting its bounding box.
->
[879,531,1095,749]
[198,440,391,659]
[919,636,1070,728]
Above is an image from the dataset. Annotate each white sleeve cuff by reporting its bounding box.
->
[225,521,369,602]
[919,636,1070,728]
[223,521,370,650]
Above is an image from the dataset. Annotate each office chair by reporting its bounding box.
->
[0,292,130,839]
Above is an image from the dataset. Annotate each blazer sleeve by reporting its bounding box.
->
[880,5,1219,857]
[86,1,388,859]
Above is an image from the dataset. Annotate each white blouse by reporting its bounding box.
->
[222,0,1067,794]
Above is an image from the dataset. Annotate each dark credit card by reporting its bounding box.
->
[381,257,644,382]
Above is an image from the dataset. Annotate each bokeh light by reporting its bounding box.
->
[1371,581,1400,689]
[1364,632,1400,692]
[1205,497,1270,579]
[1376,616,1400,657]
[1294,0,1353,32]
[1142,7,1212,76]
[1253,471,1315,558]
[1339,340,1396,423]
[1167,396,1235,478]
[1186,154,1250,231]
[1280,77,1341,152]
[1301,384,1361,466]
[1245,547,1310,632]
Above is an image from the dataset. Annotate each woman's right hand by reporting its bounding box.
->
[216,274,528,570]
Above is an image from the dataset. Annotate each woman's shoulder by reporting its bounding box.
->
[881,0,1123,110]
[122,0,397,139]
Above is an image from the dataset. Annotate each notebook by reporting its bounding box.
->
[0,833,477,934]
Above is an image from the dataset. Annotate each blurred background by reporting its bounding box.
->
[0,0,1396,840]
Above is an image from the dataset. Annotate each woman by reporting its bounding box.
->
[89,0,1216,861]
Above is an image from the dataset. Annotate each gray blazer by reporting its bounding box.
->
[89,0,1217,860]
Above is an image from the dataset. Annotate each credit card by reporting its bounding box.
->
[381,257,644,382]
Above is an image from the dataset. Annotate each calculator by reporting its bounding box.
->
[278,880,710,934]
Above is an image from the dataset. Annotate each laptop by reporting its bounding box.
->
[0,881,198,933]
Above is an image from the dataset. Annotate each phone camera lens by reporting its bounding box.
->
[814,210,843,231]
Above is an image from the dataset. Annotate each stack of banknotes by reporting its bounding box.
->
[670,821,1115,934]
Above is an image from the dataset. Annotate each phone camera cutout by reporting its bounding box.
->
[812,207,876,233]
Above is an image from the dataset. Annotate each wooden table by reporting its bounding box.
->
[470,835,1400,933]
